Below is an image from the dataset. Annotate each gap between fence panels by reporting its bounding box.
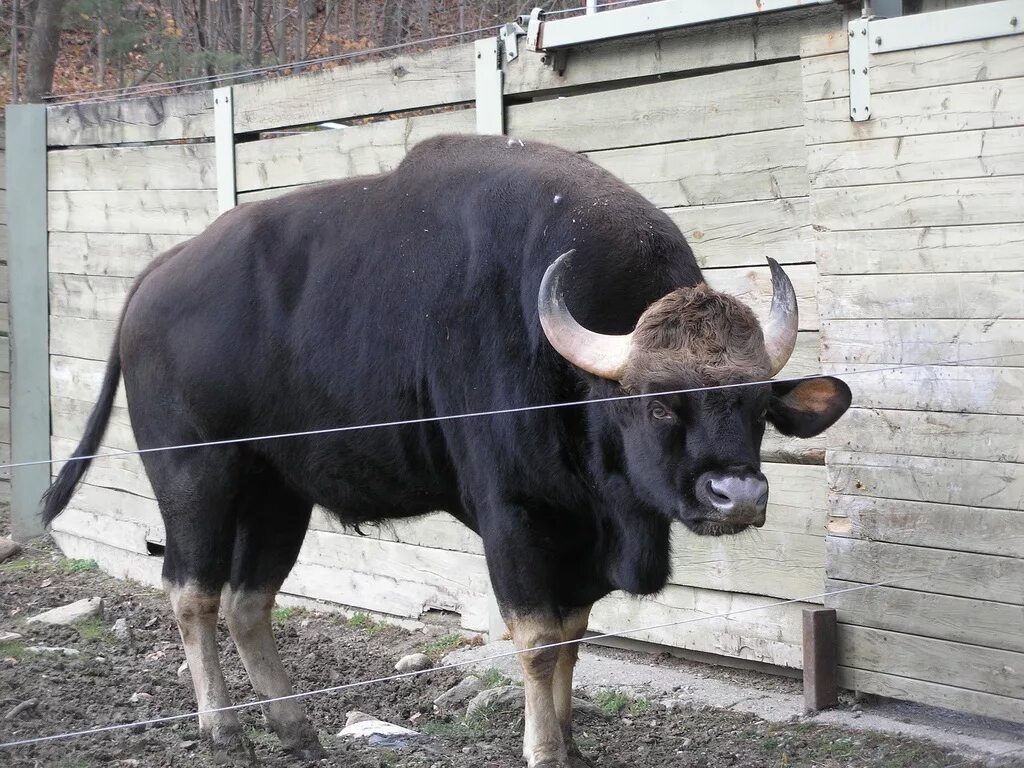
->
[0,568,981,751]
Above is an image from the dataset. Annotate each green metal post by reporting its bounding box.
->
[5,104,50,541]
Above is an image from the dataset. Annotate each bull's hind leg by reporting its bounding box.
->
[554,607,593,768]
[223,477,324,760]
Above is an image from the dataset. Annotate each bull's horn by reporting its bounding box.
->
[763,257,799,376]
[538,250,633,381]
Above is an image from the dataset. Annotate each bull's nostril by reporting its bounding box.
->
[707,479,732,503]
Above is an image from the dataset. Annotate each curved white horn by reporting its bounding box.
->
[538,250,633,381]
[763,257,799,376]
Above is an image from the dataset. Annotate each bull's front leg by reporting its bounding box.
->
[508,614,569,767]
[554,607,594,768]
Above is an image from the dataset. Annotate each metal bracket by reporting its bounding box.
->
[213,87,236,213]
[525,8,545,51]
[848,0,1024,122]
[499,22,527,62]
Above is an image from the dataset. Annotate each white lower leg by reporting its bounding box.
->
[222,588,319,753]
[510,616,567,767]
[554,607,591,735]
[167,583,242,744]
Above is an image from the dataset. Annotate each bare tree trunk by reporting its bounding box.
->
[196,0,216,78]
[240,0,250,63]
[95,14,105,85]
[23,0,64,102]
[9,0,20,102]
[251,0,264,65]
[350,0,358,39]
[297,0,308,61]
[273,0,286,63]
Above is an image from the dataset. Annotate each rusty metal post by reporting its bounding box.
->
[803,607,838,712]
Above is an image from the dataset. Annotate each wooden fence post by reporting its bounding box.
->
[803,607,839,712]
[5,104,50,541]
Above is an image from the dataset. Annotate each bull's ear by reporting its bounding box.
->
[768,376,851,438]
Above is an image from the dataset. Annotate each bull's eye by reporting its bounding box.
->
[758,408,768,423]
[650,402,675,422]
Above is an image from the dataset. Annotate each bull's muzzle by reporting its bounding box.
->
[695,470,769,527]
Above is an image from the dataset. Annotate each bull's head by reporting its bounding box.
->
[538,250,850,536]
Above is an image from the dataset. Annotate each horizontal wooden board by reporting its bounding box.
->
[50,316,118,361]
[505,5,839,97]
[801,34,1024,102]
[816,224,1024,275]
[310,509,483,555]
[590,585,813,669]
[506,61,802,153]
[50,274,132,322]
[827,495,1024,558]
[805,77,1024,146]
[808,126,1024,189]
[235,109,474,192]
[820,272,1024,320]
[48,190,219,235]
[813,176,1024,231]
[703,262,819,330]
[839,625,1024,700]
[50,532,163,589]
[821,319,1024,367]
[827,579,1024,654]
[587,127,808,208]
[668,197,812,268]
[833,408,1024,462]
[826,537,1024,604]
[51,355,128,407]
[48,142,217,191]
[51,437,154,501]
[286,528,491,631]
[826,364,1024,416]
[49,232,188,278]
[47,91,214,147]
[232,43,476,134]
[838,667,1024,725]
[57,481,162,531]
[51,506,156,556]
[52,396,136,451]
[0,336,8,374]
[828,450,1024,511]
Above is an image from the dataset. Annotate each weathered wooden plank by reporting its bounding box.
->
[50,273,132,322]
[828,450,1024,511]
[50,506,155,556]
[808,127,1024,189]
[825,365,1024,416]
[234,109,474,192]
[50,532,163,588]
[813,176,1024,231]
[288,528,491,630]
[826,537,1024,604]
[507,5,840,97]
[833,408,1024,462]
[48,190,219,235]
[506,61,803,153]
[816,224,1024,275]
[590,585,814,669]
[668,197,812,268]
[0,406,8,444]
[47,91,214,147]
[50,436,153,501]
[587,127,808,209]
[51,396,136,451]
[0,371,8,408]
[0,336,8,374]
[50,316,118,361]
[821,272,1024,320]
[704,262,819,330]
[805,77,1024,145]
[826,579,1024,653]
[799,27,848,59]
[821,319,1024,367]
[49,232,187,278]
[309,508,484,555]
[232,43,476,134]
[838,667,1024,725]
[51,355,128,407]
[802,35,1024,103]
[48,143,217,191]
[55,480,162,530]
[827,495,1024,558]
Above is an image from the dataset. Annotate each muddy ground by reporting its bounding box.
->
[0,509,1000,768]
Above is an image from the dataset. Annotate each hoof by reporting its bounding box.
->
[276,719,326,762]
[210,728,258,766]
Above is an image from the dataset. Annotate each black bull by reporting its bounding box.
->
[42,134,850,767]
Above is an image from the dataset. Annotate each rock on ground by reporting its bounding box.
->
[26,597,104,626]
[0,631,22,643]
[434,675,486,714]
[394,652,433,673]
[0,538,22,564]
[466,685,524,717]
[111,617,133,642]
[339,710,421,749]
[25,646,82,657]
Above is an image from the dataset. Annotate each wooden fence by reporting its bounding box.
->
[5,0,1021,726]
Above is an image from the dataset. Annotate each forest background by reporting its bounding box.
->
[1,0,586,103]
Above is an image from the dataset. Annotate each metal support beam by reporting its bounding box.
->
[475,37,505,135]
[5,104,50,542]
[803,608,839,712]
[213,87,236,214]
[849,0,1024,121]
[528,0,837,51]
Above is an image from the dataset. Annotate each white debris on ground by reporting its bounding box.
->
[25,645,82,657]
[26,597,104,626]
[339,710,421,748]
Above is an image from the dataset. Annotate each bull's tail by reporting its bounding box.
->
[40,338,122,527]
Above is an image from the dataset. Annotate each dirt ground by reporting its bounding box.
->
[0,507,1003,768]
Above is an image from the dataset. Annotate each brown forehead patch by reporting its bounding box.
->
[620,284,771,390]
